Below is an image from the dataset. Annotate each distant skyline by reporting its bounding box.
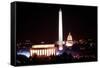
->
[16,2,97,44]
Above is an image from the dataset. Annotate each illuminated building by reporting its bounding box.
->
[66,32,73,47]
[30,44,56,57]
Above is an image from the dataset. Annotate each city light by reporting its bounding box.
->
[59,45,63,50]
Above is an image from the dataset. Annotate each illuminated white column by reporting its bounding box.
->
[51,49,53,55]
[48,49,50,56]
[58,8,63,50]
[39,50,41,56]
[53,49,55,55]
[46,49,49,56]
[37,50,38,55]
[44,49,46,56]
[50,49,52,56]
[37,50,39,56]
[41,50,43,55]
[39,50,41,55]
[51,49,52,55]
[35,50,37,55]
[43,49,44,55]
[46,49,47,56]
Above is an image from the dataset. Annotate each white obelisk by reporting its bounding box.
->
[58,9,63,50]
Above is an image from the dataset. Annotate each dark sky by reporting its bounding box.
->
[16,2,97,44]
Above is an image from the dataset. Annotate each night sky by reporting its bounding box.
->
[16,2,97,44]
